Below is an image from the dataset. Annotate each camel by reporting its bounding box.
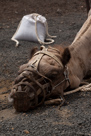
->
[8,14,91,112]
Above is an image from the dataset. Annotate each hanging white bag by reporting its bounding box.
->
[11,13,56,47]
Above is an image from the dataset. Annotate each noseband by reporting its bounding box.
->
[12,46,70,110]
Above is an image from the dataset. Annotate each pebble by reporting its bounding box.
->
[12,127,14,131]
[24,130,30,134]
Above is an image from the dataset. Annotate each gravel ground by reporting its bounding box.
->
[0,0,91,136]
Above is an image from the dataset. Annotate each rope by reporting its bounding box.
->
[35,13,57,44]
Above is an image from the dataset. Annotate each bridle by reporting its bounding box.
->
[30,46,70,90]
[12,46,70,110]
[53,66,70,90]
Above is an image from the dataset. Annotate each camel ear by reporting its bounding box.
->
[61,48,71,65]
[30,47,38,59]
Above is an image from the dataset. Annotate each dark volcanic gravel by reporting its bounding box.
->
[0,0,91,136]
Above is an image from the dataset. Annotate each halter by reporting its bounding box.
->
[53,66,70,90]
[12,46,70,111]
[30,46,70,90]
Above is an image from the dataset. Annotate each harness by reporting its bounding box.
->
[30,46,70,89]
[12,46,70,110]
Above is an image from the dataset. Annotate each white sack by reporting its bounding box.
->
[11,13,56,47]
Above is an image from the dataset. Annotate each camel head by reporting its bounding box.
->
[8,45,71,112]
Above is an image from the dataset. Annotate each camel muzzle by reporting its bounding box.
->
[9,65,52,112]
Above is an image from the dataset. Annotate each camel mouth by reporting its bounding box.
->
[11,84,52,112]
[13,91,34,112]
[9,71,52,112]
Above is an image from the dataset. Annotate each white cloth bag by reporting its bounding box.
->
[11,13,56,47]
